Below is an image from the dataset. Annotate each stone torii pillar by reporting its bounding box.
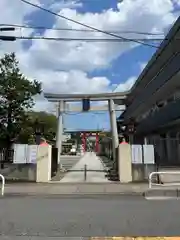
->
[56,101,64,164]
[108,99,119,162]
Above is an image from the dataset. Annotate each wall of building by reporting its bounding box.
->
[132,164,156,181]
[0,164,36,181]
[132,132,180,167]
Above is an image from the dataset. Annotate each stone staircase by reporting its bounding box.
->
[99,155,119,181]
[51,156,81,181]
[60,156,81,170]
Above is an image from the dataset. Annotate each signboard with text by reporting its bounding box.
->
[131,145,143,164]
[27,145,38,164]
[13,144,38,164]
[143,145,155,164]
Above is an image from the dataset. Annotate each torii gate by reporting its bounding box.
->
[81,131,100,153]
[44,91,129,163]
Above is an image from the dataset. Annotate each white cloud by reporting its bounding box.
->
[114,76,137,92]
[113,61,148,92]
[139,62,148,72]
[0,0,39,55]
[25,0,176,73]
[0,0,179,111]
[33,70,111,94]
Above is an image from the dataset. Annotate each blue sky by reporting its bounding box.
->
[26,0,175,131]
[2,0,178,132]
[60,0,157,131]
[77,0,120,13]
[62,41,155,131]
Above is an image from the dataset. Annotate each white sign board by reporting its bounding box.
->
[131,145,142,164]
[13,144,28,164]
[27,145,38,164]
[143,145,155,164]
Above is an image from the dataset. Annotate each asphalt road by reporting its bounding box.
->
[0,195,179,239]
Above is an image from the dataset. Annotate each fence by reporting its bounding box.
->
[149,171,180,189]
[0,174,5,196]
[67,164,108,181]
[0,149,14,167]
[150,138,180,166]
[99,137,180,166]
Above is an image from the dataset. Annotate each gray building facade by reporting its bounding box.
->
[119,16,180,166]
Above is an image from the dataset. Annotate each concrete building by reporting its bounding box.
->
[119,16,180,166]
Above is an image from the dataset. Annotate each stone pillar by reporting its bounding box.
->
[56,101,64,164]
[108,99,119,161]
[118,143,132,183]
[36,145,52,183]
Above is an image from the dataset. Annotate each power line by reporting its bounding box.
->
[0,33,164,43]
[64,111,109,115]
[64,112,83,115]
[14,36,165,42]
[0,23,165,36]
[112,84,120,93]
[20,0,158,48]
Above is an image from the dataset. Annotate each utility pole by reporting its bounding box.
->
[0,27,16,41]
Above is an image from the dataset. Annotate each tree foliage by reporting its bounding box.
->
[17,111,57,144]
[0,53,42,146]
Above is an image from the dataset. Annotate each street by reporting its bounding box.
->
[0,195,179,239]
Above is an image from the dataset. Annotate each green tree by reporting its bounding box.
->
[16,116,35,144]
[17,111,57,145]
[0,53,42,148]
[29,111,57,144]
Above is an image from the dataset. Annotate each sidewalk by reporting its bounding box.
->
[60,152,110,183]
[2,182,149,196]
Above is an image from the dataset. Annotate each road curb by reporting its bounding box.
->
[145,188,179,198]
[1,191,145,198]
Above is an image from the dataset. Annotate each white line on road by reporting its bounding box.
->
[145,196,179,200]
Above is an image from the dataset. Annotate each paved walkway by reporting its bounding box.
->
[60,152,110,183]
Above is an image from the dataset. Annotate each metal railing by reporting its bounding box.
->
[149,171,180,189]
[0,174,5,196]
[67,164,108,181]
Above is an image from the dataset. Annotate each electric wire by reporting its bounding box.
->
[20,0,159,48]
[14,35,165,42]
[0,23,165,36]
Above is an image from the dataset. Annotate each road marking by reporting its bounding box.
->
[90,238,180,240]
[145,196,178,200]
